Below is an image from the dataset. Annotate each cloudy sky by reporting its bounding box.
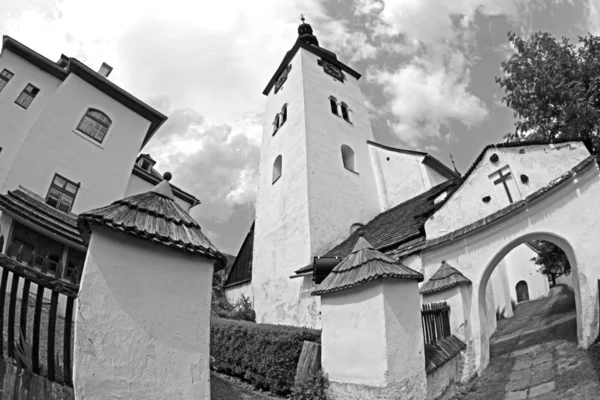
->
[2,0,599,255]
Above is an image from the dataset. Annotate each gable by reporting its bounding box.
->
[425,141,591,240]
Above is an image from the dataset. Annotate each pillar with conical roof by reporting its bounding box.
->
[313,235,427,399]
[74,173,224,400]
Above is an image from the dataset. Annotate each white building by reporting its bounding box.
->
[0,35,201,283]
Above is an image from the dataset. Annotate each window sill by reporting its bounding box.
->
[72,130,105,149]
[272,176,281,185]
[344,167,359,175]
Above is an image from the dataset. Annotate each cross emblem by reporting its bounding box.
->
[493,168,514,204]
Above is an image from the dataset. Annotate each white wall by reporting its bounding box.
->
[504,244,549,302]
[125,174,193,211]
[74,226,213,400]
[489,260,514,318]
[555,273,574,288]
[224,281,252,304]
[426,142,590,239]
[1,73,152,213]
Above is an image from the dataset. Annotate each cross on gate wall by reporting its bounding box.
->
[489,165,521,207]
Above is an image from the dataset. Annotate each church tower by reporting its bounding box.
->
[252,18,381,328]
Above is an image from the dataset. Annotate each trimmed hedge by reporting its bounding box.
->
[210,317,321,396]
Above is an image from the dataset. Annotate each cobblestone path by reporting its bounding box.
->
[456,285,600,400]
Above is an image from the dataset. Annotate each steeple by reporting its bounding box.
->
[297,14,319,47]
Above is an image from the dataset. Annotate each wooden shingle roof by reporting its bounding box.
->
[312,236,423,296]
[425,336,467,374]
[419,261,471,295]
[78,176,224,263]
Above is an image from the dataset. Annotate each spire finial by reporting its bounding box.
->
[449,153,461,176]
[300,13,306,23]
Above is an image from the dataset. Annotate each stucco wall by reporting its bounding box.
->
[426,354,462,400]
[224,281,253,305]
[505,244,549,302]
[74,226,213,400]
[556,273,574,288]
[0,50,62,190]
[420,161,600,376]
[422,286,469,342]
[425,164,449,188]
[489,260,514,318]
[2,73,152,213]
[426,142,590,239]
[125,174,193,211]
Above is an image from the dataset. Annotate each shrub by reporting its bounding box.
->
[291,369,329,400]
[511,299,517,312]
[231,294,256,322]
[495,306,506,321]
[211,318,321,396]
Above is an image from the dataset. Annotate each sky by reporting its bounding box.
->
[1,0,599,255]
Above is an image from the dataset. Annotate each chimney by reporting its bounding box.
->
[98,62,113,78]
[57,54,69,69]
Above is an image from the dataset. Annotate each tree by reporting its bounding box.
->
[529,241,570,286]
[496,31,600,151]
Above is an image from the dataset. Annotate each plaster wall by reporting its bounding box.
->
[0,50,62,190]
[426,142,590,239]
[368,145,429,211]
[74,227,213,400]
[425,164,449,187]
[556,273,574,288]
[125,174,193,211]
[489,260,514,318]
[486,279,497,337]
[505,244,549,302]
[426,354,462,400]
[2,73,152,214]
[224,281,253,304]
[422,286,469,342]
[420,162,600,376]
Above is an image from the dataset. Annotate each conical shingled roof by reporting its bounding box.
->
[312,236,423,296]
[419,261,471,295]
[77,174,225,263]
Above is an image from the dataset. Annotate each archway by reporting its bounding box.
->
[516,280,529,302]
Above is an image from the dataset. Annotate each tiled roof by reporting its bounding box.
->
[323,179,459,259]
[78,179,225,263]
[425,154,599,251]
[131,165,200,207]
[0,186,84,247]
[312,237,423,296]
[420,261,471,295]
[425,336,466,375]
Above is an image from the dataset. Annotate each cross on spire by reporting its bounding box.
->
[300,13,306,23]
[493,168,514,204]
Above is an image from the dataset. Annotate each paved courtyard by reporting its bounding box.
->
[456,285,600,400]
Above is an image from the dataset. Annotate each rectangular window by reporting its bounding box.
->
[0,69,14,93]
[46,173,79,213]
[15,84,40,109]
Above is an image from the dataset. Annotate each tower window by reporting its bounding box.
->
[77,108,112,143]
[329,97,339,115]
[15,84,40,109]
[341,103,351,123]
[281,104,288,126]
[0,69,14,93]
[273,155,283,184]
[273,114,280,135]
[341,145,356,173]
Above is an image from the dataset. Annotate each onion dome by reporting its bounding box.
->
[77,172,225,263]
[312,235,423,296]
[298,15,319,46]
[419,261,471,295]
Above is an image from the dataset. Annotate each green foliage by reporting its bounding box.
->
[291,369,329,400]
[15,328,32,372]
[212,294,256,322]
[511,299,517,312]
[529,240,570,284]
[496,31,600,150]
[211,318,321,396]
[496,306,506,321]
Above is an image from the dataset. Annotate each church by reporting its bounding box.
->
[224,19,560,330]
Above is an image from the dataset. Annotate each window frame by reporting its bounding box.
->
[45,173,80,213]
[341,145,357,174]
[0,69,14,93]
[280,103,288,126]
[340,102,352,123]
[272,155,283,184]
[14,83,40,109]
[76,108,112,144]
[329,96,339,116]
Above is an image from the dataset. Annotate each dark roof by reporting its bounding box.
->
[420,261,471,295]
[2,35,167,150]
[312,237,423,296]
[78,180,224,263]
[263,38,361,96]
[425,336,466,375]
[0,187,84,247]
[131,165,200,207]
[323,179,459,259]
[425,154,599,250]
[224,222,255,288]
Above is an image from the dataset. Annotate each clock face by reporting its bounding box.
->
[322,60,344,82]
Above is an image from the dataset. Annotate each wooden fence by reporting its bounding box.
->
[0,251,78,398]
[421,301,451,345]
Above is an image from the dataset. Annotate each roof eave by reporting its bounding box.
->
[422,155,461,179]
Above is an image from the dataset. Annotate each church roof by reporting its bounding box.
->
[419,261,471,295]
[312,236,423,296]
[78,175,225,262]
[224,221,255,288]
[323,179,459,259]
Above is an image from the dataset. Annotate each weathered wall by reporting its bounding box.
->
[426,142,590,239]
[422,286,468,342]
[489,260,514,318]
[2,73,151,213]
[504,244,549,302]
[0,357,75,400]
[74,226,213,400]
[425,354,462,400]
[425,164,449,188]
[124,174,193,211]
[420,161,600,376]
[224,281,253,305]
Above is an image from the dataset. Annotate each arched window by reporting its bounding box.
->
[340,102,351,122]
[273,155,282,183]
[77,108,112,143]
[281,104,288,126]
[341,145,356,172]
[329,96,339,115]
[273,114,280,135]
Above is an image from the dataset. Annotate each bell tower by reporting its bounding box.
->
[251,17,381,328]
